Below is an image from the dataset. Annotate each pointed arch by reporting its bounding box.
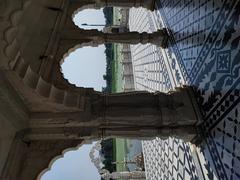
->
[37,141,86,180]
[72,3,102,22]
[72,8,105,30]
[67,0,155,31]
[59,41,101,66]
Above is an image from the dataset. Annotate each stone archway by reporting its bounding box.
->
[34,0,170,92]
[36,141,86,180]
[0,1,203,180]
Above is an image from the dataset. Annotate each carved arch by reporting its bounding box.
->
[11,53,92,110]
[54,36,104,90]
[59,40,101,66]
[0,0,100,111]
[37,138,112,180]
[71,3,102,23]
[58,40,107,90]
[67,0,155,31]
[37,0,168,97]
[0,0,168,111]
[0,0,32,68]
[37,140,86,180]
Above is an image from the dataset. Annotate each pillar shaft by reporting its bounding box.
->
[62,29,169,48]
[102,30,169,47]
[26,87,201,142]
[92,87,201,141]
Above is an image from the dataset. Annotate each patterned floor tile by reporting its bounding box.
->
[129,0,240,179]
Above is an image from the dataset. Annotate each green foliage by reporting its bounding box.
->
[102,8,114,93]
[102,43,113,93]
[103,7,113,26]
[100,139,116,172]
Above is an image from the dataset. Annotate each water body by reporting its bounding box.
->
[125,140,143,171]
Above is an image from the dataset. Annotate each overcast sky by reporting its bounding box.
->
[61,8,106,92]
[41,143,100,180]
[41,9,105,180]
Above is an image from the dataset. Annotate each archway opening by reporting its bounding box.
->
[60,7,145,179]
[61,7,107,91]
[59,6,148,180]
[39,139,145,180]
[40,142,102,180]
[73,8,106,31]
[61,46,106,91]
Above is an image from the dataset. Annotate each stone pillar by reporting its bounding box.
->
[102,29,169,48]
[95,0,155,10]
[25,87,201,143]
[61,28,169,48]
[91,86,201,142]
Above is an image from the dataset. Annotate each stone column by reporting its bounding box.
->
[61,28,169,48]
[101,29,169,48]
[25,87,201,143]
[91,86,202,142]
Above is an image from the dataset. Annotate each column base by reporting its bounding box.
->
[142,0,156,11]
[156,125,199,143]
[190,125,204,145]
[151,28,170,48]
[161,29,169,48]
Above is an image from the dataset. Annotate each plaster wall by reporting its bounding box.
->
[0,115,16,175]
[0,72,28,174]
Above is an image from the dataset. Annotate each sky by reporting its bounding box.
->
[61,9,106,92]
[41,143,100,180]
[41,9,106,180]
[61,45,106,91]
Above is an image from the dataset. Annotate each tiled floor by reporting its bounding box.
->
[129,0,240,179]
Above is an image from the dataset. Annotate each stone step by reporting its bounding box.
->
[5,38,19,61]
[23,66,39,89]
[10,50,86,109]
[36,77,51,98]
[13,56,28,78]
[63,91,79,107]
[49,85,65,104]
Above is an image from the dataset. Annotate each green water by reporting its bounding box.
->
[111,7,143,174]
[115,139,143,172]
